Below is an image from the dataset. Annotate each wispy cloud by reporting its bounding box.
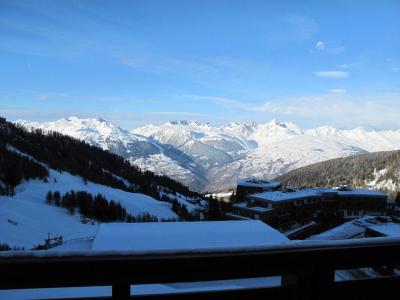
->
[392,67,399,72]
[327,89,347,94]
[187,92,400,129]
[248,93,400,129]
[339,63,358,69]
[314,40,344,53]
[35,92,68,101]
[315,71,349,78]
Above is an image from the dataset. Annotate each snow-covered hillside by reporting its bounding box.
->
[276,150,400,194]
[17,117,400,192]
[0,120,210,249]
[16,117,207,191]
[0,165,182,249]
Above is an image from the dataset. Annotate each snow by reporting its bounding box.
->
[308,219,366,240]
[0,167,177,249]
[308,216,400,240]
[250,187,386,203]
[16,117,147,146]
[250,189,322,202]
[368,223,400,237]
[91,221,289,252]
[334,188,387,197]
[0,276,281,300]
[366,168,400,191]
[130,154,203,190]
[159,191,201,213]
[205,192,234,199]
[15,118,206,192]
[283,221,316,237]
[52,237,94,250]
[16,117,400,193]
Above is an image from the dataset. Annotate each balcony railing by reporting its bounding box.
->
[1,237,399,300]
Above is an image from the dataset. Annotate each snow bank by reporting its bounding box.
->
[91,220,289,252]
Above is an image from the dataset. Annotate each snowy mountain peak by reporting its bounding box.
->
[15,119,40,129]
[265,118,301,131]
[15,117,400,192]
[225,121,258,129]
[250,119,304,145]
[307,125,341,137]
[65,116,80,122]
[167,120,211,128]
[267,118,285,127]
[221,121,258,138]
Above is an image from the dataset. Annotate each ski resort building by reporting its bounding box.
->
[236,179,282,200]
[229,184,387,230]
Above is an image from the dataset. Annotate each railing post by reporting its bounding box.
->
[283,267,335,300]
[281,274,298,300]
[112,282,130,299]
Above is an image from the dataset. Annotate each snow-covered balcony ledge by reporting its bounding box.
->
[1,235,400,300]
[1,235,400,258]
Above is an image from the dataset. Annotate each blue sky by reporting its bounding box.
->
[0,0,399,129]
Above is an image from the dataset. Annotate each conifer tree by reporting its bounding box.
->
[45,191,54,204]
[53,191,61,206]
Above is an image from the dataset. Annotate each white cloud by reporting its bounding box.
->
[327,89,347,94]
[190,92,400,129]
[314,41,344,53]
[250,93,400,129]
[35,92,67,101]
[315,71,349,78]
[392,67,399,72]
[315,41,325,50]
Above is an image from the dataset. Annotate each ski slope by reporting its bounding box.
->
[0,168,178,249]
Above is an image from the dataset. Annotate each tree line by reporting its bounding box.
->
[0,118,202,200]
[0,143,48,195]
[276,150,400,199]
[46,190,162,222]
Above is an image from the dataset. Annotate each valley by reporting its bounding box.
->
[18,117,400,192]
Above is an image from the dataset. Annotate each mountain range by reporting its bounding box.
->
[17,117,400,192]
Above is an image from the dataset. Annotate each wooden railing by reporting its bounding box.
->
[1,237,400,300]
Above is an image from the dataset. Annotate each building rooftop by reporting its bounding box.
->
[232,202,273,213]
[250,187,387,203]
[91,221,289,252]
[334,188,387,197]
[237,179,281,189]
[308,216,400,240]
[250,189,322,202]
